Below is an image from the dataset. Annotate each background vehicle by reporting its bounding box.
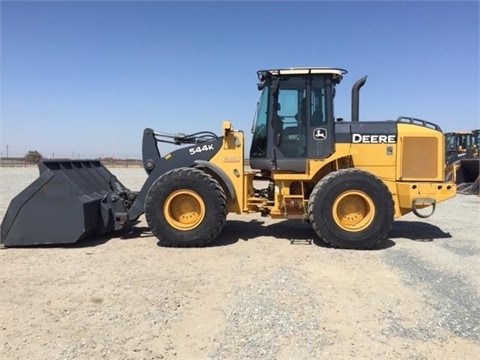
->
[1,67,456,249]
[445,129,479,164]
[445,129,479,194]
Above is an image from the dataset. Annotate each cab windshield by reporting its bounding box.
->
[250,87,269,157]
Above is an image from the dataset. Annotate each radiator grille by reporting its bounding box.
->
[402,137,438,179]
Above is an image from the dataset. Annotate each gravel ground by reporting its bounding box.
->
[1,166,479,359]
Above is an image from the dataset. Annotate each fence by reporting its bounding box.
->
[0,158,31,167]
[0,157,143,168]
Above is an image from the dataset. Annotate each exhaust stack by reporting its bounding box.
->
[351,75,367,122]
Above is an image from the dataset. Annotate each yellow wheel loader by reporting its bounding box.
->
[1,67,456,249]
[445,129,479,194]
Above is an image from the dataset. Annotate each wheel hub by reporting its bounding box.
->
[333,190,375,231]
[164,190,205,230]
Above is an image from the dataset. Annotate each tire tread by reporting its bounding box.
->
[308,168,394,249]
[145,167,227,247]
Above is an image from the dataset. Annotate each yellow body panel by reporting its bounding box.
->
[207,121,248,213]
[392,181,455,216]
[342,142,397,181]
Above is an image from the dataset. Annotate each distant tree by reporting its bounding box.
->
[101,157,115,165]
[24,150,43,164]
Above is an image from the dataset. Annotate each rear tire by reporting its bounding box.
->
[145,168,227,247]
[308,168,394,249]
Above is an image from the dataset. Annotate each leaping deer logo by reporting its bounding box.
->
[313,128,327,140]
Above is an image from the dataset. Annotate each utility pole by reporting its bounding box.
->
[6,145,8,158]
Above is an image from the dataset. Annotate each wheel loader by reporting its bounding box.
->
[445,129,479,194]
[1,67,457,249]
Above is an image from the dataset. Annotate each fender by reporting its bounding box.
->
[194,160,236,202]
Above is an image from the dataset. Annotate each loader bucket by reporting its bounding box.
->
[1,160,131,247]
[455,159,480,184]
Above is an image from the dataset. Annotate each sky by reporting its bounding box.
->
[1,0,479,159]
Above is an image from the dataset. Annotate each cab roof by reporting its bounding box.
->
[258,67,347,76]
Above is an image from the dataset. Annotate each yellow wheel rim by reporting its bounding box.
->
[164,190,205,230]
[332,190,375,231]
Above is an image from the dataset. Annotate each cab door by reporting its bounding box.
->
[273,75,335,172]
[306,76,336,160]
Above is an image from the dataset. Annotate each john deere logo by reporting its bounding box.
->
[352,134,396,144]
[313,128,327,140]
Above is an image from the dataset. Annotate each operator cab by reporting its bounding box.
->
[250,67,346,172]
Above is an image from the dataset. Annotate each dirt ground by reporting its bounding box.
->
[1,167,479,359]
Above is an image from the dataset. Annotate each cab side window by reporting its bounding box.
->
[311,78,327,126]
[276,78,307,157]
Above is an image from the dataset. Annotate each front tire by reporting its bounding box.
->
[308,168,394,249]
[145,168,227,247]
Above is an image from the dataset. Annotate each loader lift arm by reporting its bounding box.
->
[142,128,219,174]
[154,130,218,145]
